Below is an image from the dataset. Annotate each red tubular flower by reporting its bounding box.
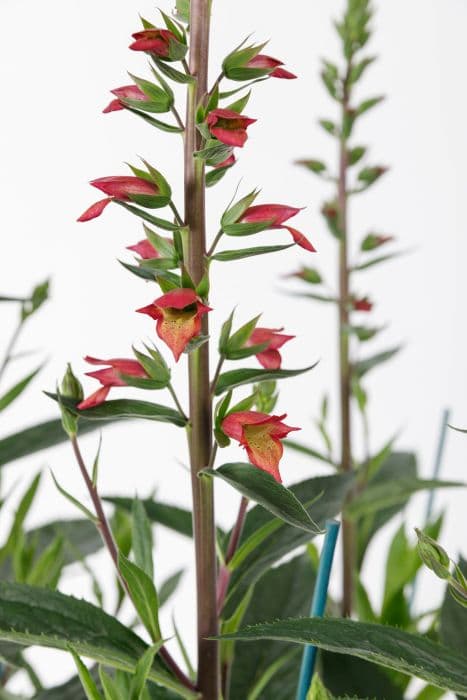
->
[352,296,373,312]
[129,28,177,56]
[246,327,294,369]
[206,109,256,148]
[221,411,300,482]
[127,236,172,259]
[103,85,147,113]
[137,288,211,361]
[77,176,159,222]
[78,356,148,410]
[240,204,316,252]
[246,54,296,79]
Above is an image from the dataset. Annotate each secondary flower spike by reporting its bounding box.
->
[130,28,177,57]
[206,109,256,147]
[240,203,316,252]
[137,288,211,361]
[222,411,300,482]
[77,176,160,222]
[246,54,296,79]
[246,327,294,369]
[103,85,147,113]
[78,356,148,410]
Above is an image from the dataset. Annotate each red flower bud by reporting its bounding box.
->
[246,327,294,369]
[78,356,148,409]
[137,288,211,361]
[240,204,316,252]
[352,296,373,312]
[103,85,147,113]
[246,54,296,79]
[77,176,159,222]
[129,28,176,57]
[221,411,300,482]
[214,153,236,169]
[127,237,172,259]
[206,109,256,148]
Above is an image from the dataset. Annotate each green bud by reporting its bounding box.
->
[61,364,84,401]
[254,380,278,413]
[296,159,327,175]
[415,529,451,579]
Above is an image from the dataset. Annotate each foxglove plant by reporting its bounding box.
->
[0,2,466,700]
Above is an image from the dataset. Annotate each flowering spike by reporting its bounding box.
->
[137,288,212,361]
[206,108,256,147]
[221,410,300,482]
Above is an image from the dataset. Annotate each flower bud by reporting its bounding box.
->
[61,364,84,402]
[415,529,451,580]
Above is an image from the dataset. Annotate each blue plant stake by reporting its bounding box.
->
[296,519,340,700]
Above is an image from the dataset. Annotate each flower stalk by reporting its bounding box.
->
[184,1,220,696]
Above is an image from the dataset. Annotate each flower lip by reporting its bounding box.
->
[129,28,176,55]
[246,54,297,79]
[103,85,147,113]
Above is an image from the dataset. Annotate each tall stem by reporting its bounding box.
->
[338,73,355,617]
[184,2,220,697]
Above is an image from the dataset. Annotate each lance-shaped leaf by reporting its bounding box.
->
[0,366,43,414]
[119,555,160,642]
[214,363,318,395]
[0,582,197,699]
[219,618,467,696]
[71,652,103,700]
[211,244,293,262]
[115,202,180,231]
[203,463,320,533]
[45,394,187,427]
[125,108,184,133]
[346,478,464,520]
[354,347,400,377]
[132,499,154,579]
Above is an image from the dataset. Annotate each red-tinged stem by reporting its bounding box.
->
[338,67,355,618]
[216,496,249,613]
[184,1,220,697]
[69,436,195,692]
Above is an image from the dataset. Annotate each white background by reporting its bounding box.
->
[0,0,466,696]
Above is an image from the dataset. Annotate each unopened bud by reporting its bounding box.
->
[61,364,84,401]
[415,529,450,580]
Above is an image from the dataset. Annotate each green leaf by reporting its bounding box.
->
[223,474,353,617]
[215,363,318,395]
[99,667,124,700]
[440,558,467,661]
[206,165,232,188]
[229,553,315,699]
[0,582,197,699]
[321,651,403,700]
[119,555,160,642]
[354,347,400,377]
[307,675,333,700]
[104,497,193,538]
[212,244,293,261]
[159,569,184,608]
[50,470,98,523]
[221,189,259,227]
[226,315,261,351]
[153,59,194,84]
[115,202,180,231]
[220,617,467,696]
[352,251,403,271]
[46,394,187,427]
[222,221,273,237]
[346,478,463,520]
[0,473,42,560]
[132,499,154,580]
[130,644,164,700]
[356,96,385,116]
[204,463,320,533]
[71,651,103,700]
[0,366,43,414]
[284,439,336,466]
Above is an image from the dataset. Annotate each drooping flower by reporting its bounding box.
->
[129,28,177,57]
[221,411,300,482]
[78,356,148,410]
[239,204,316,252]
[103,85,147,113]
[246,327,294,369]
[77,176,159,222]
[127,239,159,259]
[246,55,296,79]
[206,109,256,148]
[352,296,373,312]
[137,288,211,361]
